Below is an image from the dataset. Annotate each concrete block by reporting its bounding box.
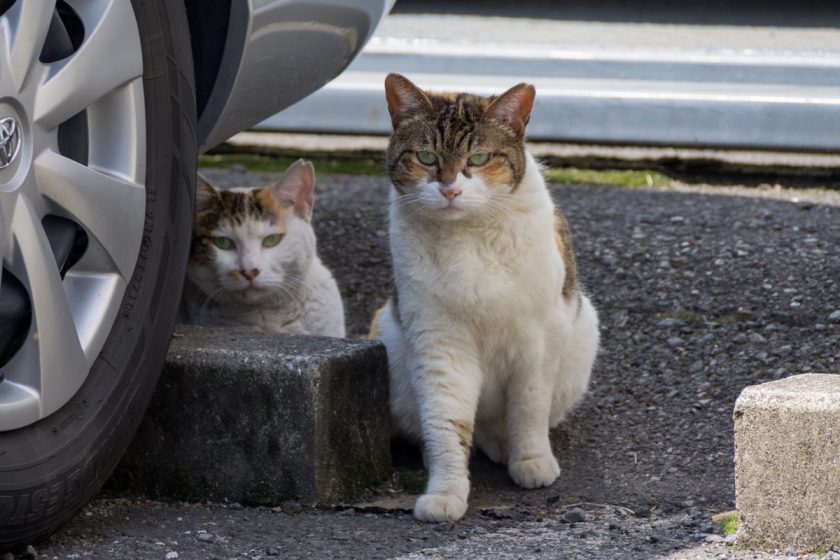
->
[734,373,840,551]
[111,325,390,506]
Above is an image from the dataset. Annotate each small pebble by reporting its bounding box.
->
[266,546,281,556]
[705,534,725,543]
[564,507,586,523]
[823,551,840,560]
[776,345,793,356]
[197,533,214,543]
[280,500,303,515]
[724,534,737,545]
[338,508,355,516]
[747,332,767,343]
[165,552,179,560]
[434,521,456,532]
[828,310,840,323]
[21,545,37,560]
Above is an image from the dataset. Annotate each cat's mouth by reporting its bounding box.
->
[235,284,266,299]
[435,202,468,218]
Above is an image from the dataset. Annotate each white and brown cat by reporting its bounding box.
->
[181,159,345,337]
[370,74,600,522]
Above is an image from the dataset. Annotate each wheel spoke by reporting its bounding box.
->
[0,381,40,431]
[6,0,56,91]
[0,190,15,263]
[11,195,88,415]
[35,150,145,279]
[33,0,142,130]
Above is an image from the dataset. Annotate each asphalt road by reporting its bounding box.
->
[28,168,840,560]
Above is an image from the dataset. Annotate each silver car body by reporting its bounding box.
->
[196,0,392,152]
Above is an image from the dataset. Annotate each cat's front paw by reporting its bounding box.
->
[414,493,468,522]
[508,454,561,489]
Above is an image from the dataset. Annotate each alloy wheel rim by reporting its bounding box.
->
[0,0,146,431]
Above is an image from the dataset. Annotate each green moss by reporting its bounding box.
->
[199,153,384,176]
[717,512,739,535]
[544,167,673,188]
[340,455,379,503]
[396,469,428,494]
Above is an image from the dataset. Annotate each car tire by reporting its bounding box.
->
[0,0,196,549]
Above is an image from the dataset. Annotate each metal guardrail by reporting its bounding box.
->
[256,15,840,152]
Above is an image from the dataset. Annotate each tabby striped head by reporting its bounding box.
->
[188,159,317,304]
[384,73,535,220]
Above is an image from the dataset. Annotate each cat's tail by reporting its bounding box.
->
[368,302,389,339]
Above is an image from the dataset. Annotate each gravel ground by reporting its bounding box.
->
[23,167,840,560]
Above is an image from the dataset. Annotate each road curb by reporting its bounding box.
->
[110,325,391,506]
[217,131,840,184]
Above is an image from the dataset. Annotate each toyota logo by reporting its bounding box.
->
[0,116,22,169]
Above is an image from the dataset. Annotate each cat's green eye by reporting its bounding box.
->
[262,233,283,248]
[213,236,235,250]
[416,151,438,165]
[467,153,490,166]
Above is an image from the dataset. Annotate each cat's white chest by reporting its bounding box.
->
[397,218,561,318]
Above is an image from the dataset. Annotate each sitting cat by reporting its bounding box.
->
[181,159,345,337]
[370,74,600,522]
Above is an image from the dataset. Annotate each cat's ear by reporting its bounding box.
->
[485,83,536,137]
[271,159,315,221]
[195,173,220,209]
[385,73,432,128]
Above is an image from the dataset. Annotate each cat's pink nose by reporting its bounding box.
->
[240,268,260,281]
[440,185,462,201]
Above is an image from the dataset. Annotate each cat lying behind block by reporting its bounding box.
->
[180,160,345,337]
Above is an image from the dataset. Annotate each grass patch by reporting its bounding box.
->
[200,154,677,189]
[199,153,384,176]
[544,167,672,188]
[713,511,739,535]
[395,469,427,494]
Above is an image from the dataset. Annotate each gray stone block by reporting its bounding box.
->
[734,373,840,551]
[111,325,391,506]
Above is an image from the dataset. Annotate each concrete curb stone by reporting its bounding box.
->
[734,373,840,552]
[111,325,391,506]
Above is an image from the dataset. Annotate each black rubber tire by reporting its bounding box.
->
[0,0,196,549]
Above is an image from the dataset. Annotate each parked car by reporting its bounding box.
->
[0,0,390,547]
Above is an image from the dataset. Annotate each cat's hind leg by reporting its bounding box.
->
[474,420,508,464]
[373,301,422,442]
[474,383,508,464]
[550,294,599,428]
